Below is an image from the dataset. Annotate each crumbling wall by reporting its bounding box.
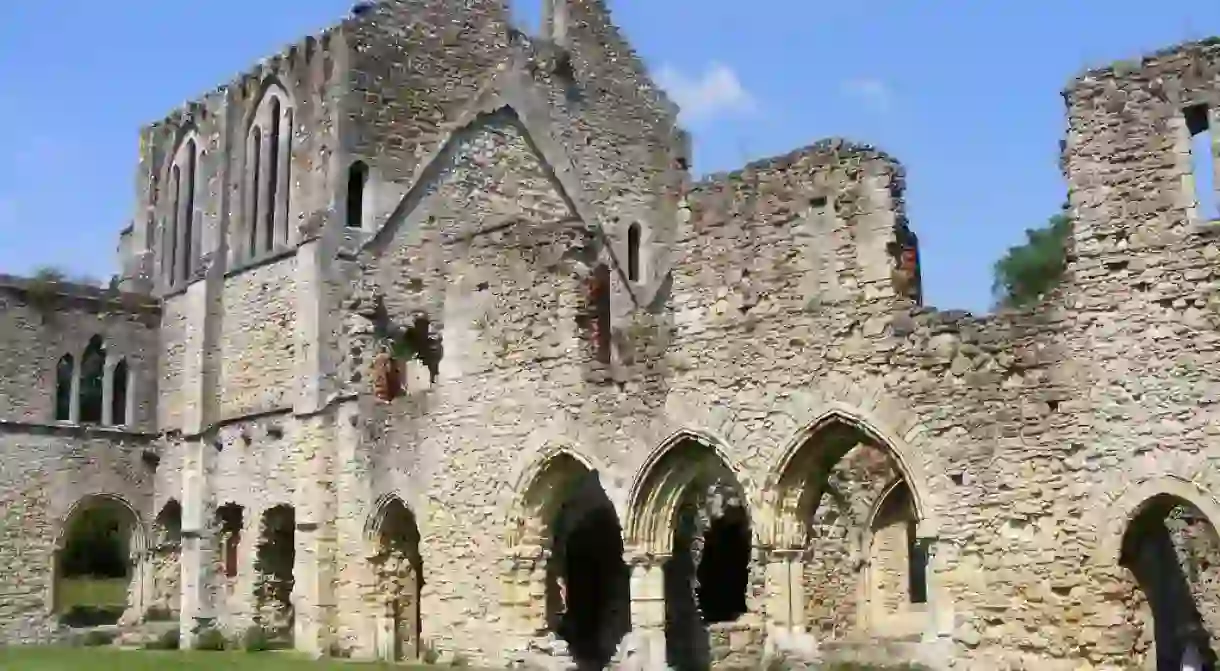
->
[0,277,160,428]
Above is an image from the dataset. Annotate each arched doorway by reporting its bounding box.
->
[148,500,182,620]
[54,495,144,627]
[506,452,630,670]
[254,504,295,644]
[771,413,929,642]
[1118,494,1220,670]
[368,496,424,662]
[628,435,754,671]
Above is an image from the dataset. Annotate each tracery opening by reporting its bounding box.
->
[217,503,244,581]
[111,358,129,426]
[629,436,752,671]
[254,504,295,644]
[347,160,369,229]
[149,500,182,620]
[78,336,105,425]
[509,453,630,670]
[369,497,423,662]
[1119,494,1220,671]
[627,223,641,282]
[54,496,141,627]
[54,353,73,422]
[773,413,928,639]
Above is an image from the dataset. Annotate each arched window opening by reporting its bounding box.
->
[55,497,139,627]
[168,164,181,282]
[179,140,197,283]
[278,106,293,247]
[78,336,105,425]
[1186,104,1218,222]
[217,503,244,580]
[149,500,183,621]
[110,358,129,426]
[347,161,369,229]
[1119,494,1220,671]
[55,354,74,422]
[255,504,295,645]
[370,497,426,662]
[547,472,630,668]
[246,125,262,257]
[263,97,281,254]
[627,223,642,282]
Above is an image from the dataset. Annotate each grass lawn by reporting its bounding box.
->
[56,578,129,609]
[0,646,426,670]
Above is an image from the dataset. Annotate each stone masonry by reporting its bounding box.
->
[2,2,1220,668]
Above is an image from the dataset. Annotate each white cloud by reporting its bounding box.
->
[842,77,894,113]
[656,62,758,124]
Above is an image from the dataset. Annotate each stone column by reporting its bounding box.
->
[69,362,81,424]
[501,547,547,641]
[291,416,337,657]
[178,256,220,646]
[623,551,668,667]
[101,359,115,426]
[179,438,218,648]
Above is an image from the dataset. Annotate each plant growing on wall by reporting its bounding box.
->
[991,213,1072,309]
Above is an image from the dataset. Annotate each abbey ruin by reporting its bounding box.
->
[1,1,1220,669]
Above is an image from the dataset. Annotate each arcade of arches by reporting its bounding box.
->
[45,433,1220,670]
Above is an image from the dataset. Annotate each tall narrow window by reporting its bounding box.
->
[180,140,196,283]
[111,359,129,426]
[247,126,262,256]
[1186,104,1219,222]
[627,223,641,282]
[906,520,928,604]
[347,161,369,229]
[168,165,181,283]
[55,354,74,422]
[264,98,281,254]
[278,107,293,247]
[78,336,105,425]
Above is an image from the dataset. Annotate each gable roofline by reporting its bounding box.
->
[354,58,647,308]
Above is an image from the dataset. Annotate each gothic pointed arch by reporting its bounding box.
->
[364,494,425,662]
[770,407,932,550]
[502,448,629,667]
[160,128,201,286]
[54,353,74,422]
[243,76,294,258]
[52,493,146,626]
[1092,477,1220,670]
[77,335,106,425]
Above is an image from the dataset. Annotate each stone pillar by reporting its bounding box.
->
[180,438,217,647]
[101,359,115,426]
[501,547,547,641]
[68,362,81,424]
[624,552,668,666]
[764,548,804,631]
[289,414,337,656]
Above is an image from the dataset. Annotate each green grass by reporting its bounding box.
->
[57,578,129,609]
[0,647,428,670]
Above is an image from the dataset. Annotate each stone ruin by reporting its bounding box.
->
[1,2,1220,670]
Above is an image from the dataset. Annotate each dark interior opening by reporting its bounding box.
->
[696,505,750,623]
[549,472,630,670]
[1120,495,1217,671]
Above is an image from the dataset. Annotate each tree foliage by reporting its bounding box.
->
[991,213,1072,309]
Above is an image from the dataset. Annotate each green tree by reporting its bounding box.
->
[991,213,1072,309]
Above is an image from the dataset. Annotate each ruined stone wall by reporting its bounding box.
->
[0,427,157,643]
[0,277,161,428]
[1041,38,1220,668]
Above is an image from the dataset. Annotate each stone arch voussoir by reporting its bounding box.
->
[764,388,941,548]
[502,440,621,551]
[54,492,149,556]
[1090,473,1220,568]
[625,425,762,556]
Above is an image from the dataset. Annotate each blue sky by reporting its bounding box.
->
[1,2,1218,313]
